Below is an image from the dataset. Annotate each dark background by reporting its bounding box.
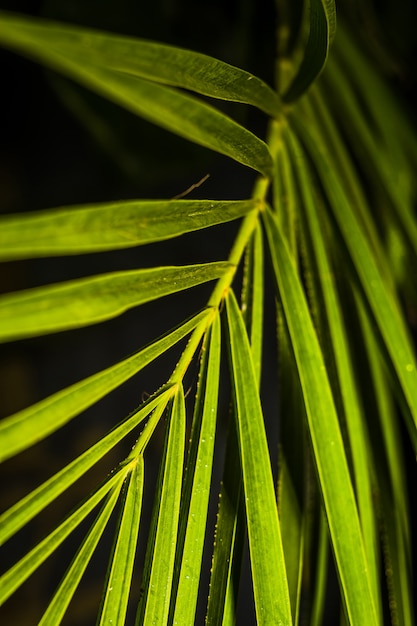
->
[0,0,416,624]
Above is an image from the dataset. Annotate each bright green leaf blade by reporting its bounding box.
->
[270,123,298,251]
[225,289,292,626]
[241,223,264,386]
[283,0,336,102]
[0,24,273,176]
[99,457,144,626]
[206,225,264,623]
[271,131,305,621]
[288,129,381,619]
[38,485,122,626]
[61,66,273,176]
[262,207,378,626]
[0,310,209,462]
[0,389,171,547]
[0,468,127,606]
[0,12,281,116]
[0,200,257,260]
[291,121,417,451]
[172,312,220,624]
[208,222,266,624]
[140,386,185,625]
[0,263,231,342]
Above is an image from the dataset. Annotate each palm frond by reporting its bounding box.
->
[0,3,415,625]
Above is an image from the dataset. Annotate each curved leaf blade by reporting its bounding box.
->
[98,457,144,625]
[61,65,273,176]
[0,389,171,547]
[0,200,257,260]
[263,207,378,626]
[0,19,273,176]
[271,133,306,621]
[283,0,336,102]
[38,485,122,626]
[241,223,264,386]
[292,121,417,450]
[0,11,281,116]
[0,310,209,462]
[0,468,127,606]
[171,312,220,624]
[0,263,231,342]
[225,289,292,626]
[139,385,185,625]
[207,231,264,623]
[287,129,381,618]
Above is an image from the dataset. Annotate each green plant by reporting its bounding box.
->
[0,1,415,624]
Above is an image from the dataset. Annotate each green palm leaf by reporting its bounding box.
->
[137,386,186,625]
[170,312,220,624]
[0,310,208,461]
[263,207,378,625]
[0,390,171,546]
[225,289,292,625]
[45,64,272,175]
[0,4,415,625]
[283,0,336,101]
[287,127,381,618]
[0,200,257,259]
[98,457,144,625]
[292,120,417,450]
[0,263,230,342]
[0,13,274,175]
[0,11,281,116]
[0,467,128,606]
[37,489,121,625]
